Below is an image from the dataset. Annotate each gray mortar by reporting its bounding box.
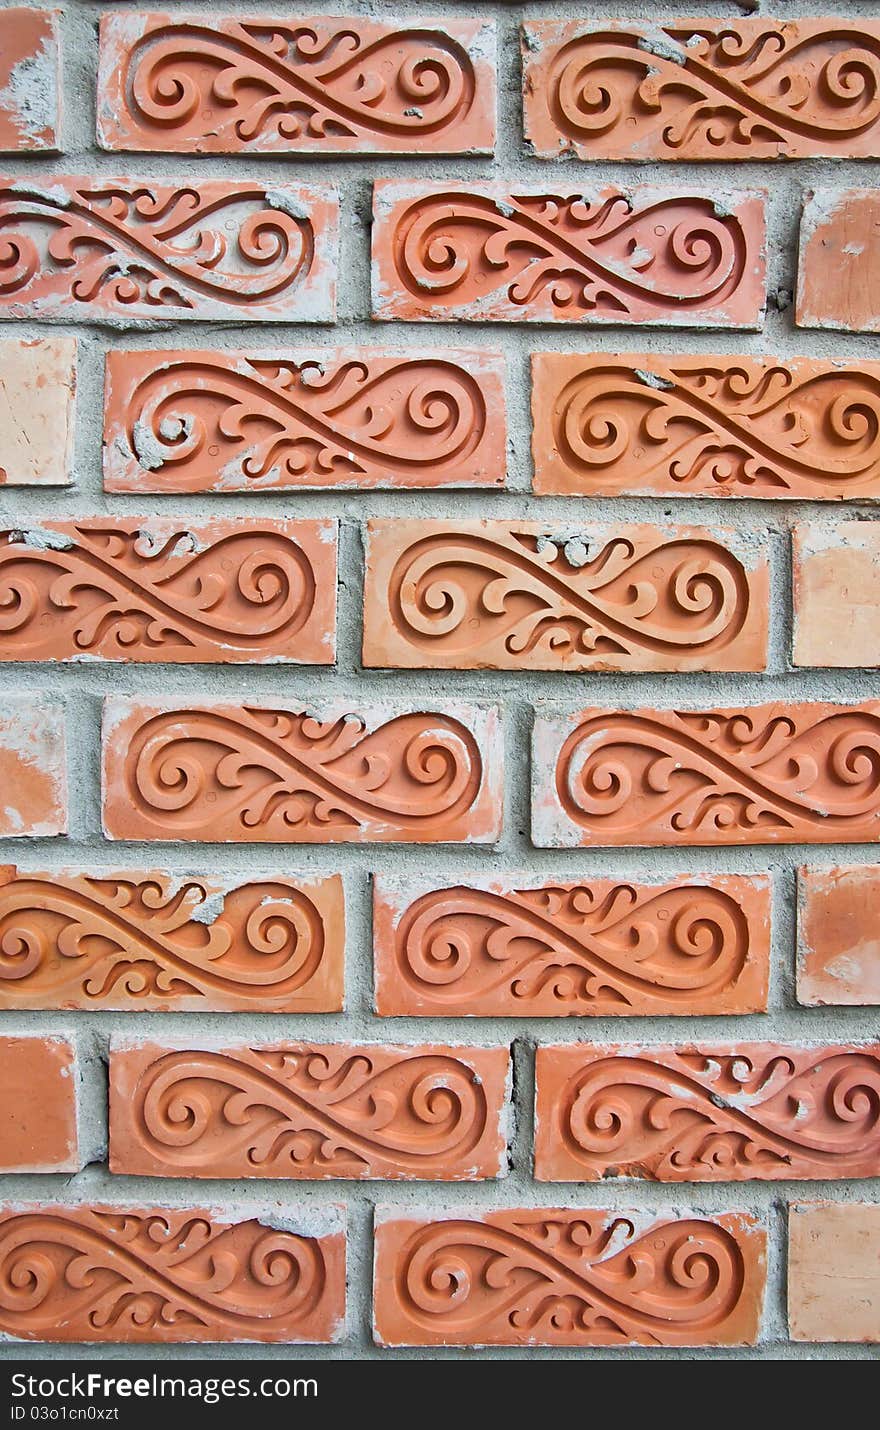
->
[0,0,877,1365]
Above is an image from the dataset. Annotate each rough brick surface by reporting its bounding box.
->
[793,521,880,667]
[0,697,66,838]
[0,337,75,486]
[788,1202,880,1343]
[798,865,880,1007]
[0,9,60,152]
[0,1035,78,1172]
[797,189,880,333]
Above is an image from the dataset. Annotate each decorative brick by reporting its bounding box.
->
[373,1207,766,1347]
[0,1036,78,1172]
[531,352,880,500]
[0,1203,345,1343]
[0,867,344,1012]
[789,1202,880,1343]
[373,871,771,1017]
[0,337,75,487]
[103,348,506,493]
[0,517,337,664]
[371,181,766,327]
[97,14,496,155]
[793,522,880,667]
[109,1039,510,1180]
[534,1042,880,1182]
[0,177,338,324]
[523,20,880,162]
[798,865,880,1007]
[0,9,60,152]
[102,699,502,844]
[797,190,880,333]
[363,518,768,672]
[0,697,66,839]
[532,701,880,848]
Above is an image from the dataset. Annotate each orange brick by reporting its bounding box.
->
[0,9,60,152]
[534,1042,880,1182]
[363,518,769,672]
[102,699,502,844]
[532,701,880,847]
[531,352,880,501]
[789,1202,880,1343]
[523,20,880,162]
[373,871,771,1017]
[0,176,337,324]
[793,522,880,667]
[373,1207,766,1347]
[97,14,496,155]
[371,181,766,327]
[798,865,880,1007]
[0,867,344,1012]
[109,1039,510,1180]
[0,1036,78,1172]
[0,1203,345,1343]
[0,517,337,663]
[0,697,66,838]
[797,189,880,333]
[0,337,75,487]
[103,347,506,493]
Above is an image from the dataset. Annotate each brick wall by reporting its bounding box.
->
[0,0,877,1360]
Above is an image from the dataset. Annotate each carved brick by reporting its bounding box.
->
[363,518,769,672]
[797,189,880,333]
[532,702,880,847]
[109,1040,510,1180]
[0,517,337,663]
[103,348,506,493]
[798,865,880,1007]
[0,337,75,486]
[102,699,503,844]
[0,867,344,1012]
[789,1202,880,1343]
[0,1036,78,1172]
[0,697,66,839]
[371,181,766,327]
[0,9,60,152]
[534,1042,880,1182]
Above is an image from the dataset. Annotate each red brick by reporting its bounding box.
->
[0,1036,78,1172]
[373,1207,766,1347]
[0,867,344,1012]
[797,189,880,333]
[798,865,880,1007]
[97,14,496,155]
[0,517,337,663]
[109,1039,510,1180]
[793,522,880,667]
[788,1202,880,1343]
[0,697,66,838]
[534,1042,880,1182]
[532,701,880,847]
[0,9,60,152]
[0,337,75,487]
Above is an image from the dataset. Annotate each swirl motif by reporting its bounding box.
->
[0,523,321,660]
[0,1207,330,1341]
[543,358,880,496]
[386,1212,755,1346]
[531,23,880,160]
[0,872,334,1009]
[548,705,880,845]
[545,1047,880,1180]
[120,1046,495,1178]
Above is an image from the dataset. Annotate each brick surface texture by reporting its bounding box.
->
[0,0,877,1367]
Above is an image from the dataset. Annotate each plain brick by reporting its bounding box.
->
[798,865,880,1007]
[797,189,880,333]
[788,1202,880,1343]
[0,337,75,487]
[793,521,880,667]
[0,697,66,838]
[0,1036,78,1172]
[0,9,60,152]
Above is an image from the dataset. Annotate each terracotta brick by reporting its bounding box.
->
[531,352,880,501]
[788,1202,880,1343]
[374,871,770,1018]
[0,1036,78,1172]
[523,20,880,162]
[793,521,880,667]
[798,865,880,1007]
[797,190,880,333]
[0,9,60,152]
[109,1039,510,1180]
[532,701,880,848]
[0,697,66,838]
[534,1042,880,1183]
[0,517,337,664]
[373,1207,766,1347]
[0,337,75,487]
[363,518,769,672]
[103,347,506,493]
[0,1202,345,1343]
[0,867,344,1012]
[102,699,502,844]
[97,14,496,155]
[371,181,766,327]
[0,176,337,324]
